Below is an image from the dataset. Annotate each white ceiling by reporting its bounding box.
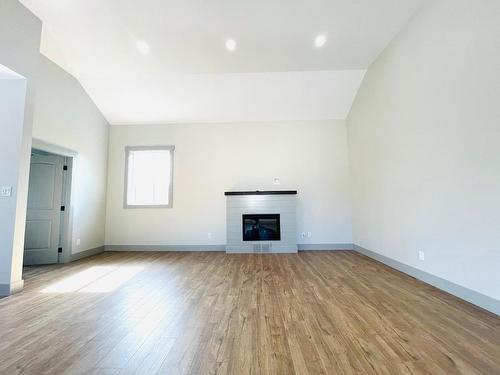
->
[20,0,424,124]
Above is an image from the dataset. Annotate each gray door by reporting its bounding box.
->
[24,154,64,265]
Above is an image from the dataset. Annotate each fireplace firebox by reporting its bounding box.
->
[242,214,281,241]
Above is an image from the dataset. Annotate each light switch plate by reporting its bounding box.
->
[0,186,12,197]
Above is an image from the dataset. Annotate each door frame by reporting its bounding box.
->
[30,138,78,264]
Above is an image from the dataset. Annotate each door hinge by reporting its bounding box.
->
[63,165,68,171]
[60,206,66,211]
[58,247,63,253]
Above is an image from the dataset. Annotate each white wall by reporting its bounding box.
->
[0,0,41,291]
[32,56,109,254]
[348,0,500,300]
[0,74,27,289]
[106,121,352,247]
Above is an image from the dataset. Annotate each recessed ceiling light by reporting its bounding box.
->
[225,38,237,52]
[314,34,327,48]
[136,40,150,55]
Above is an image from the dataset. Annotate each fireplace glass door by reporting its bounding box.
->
[242,214,281,241]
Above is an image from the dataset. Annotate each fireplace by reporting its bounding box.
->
[225,190,297,253]
[242,214,281,241]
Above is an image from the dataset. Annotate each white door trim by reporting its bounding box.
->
[31,138,78,158]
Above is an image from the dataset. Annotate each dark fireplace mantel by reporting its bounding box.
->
[224,190,297,196]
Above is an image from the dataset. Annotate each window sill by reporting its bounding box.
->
[123,204,172,209]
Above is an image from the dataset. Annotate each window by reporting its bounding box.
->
[124,146,174,208]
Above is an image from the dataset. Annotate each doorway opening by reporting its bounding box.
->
[23,148,74,266]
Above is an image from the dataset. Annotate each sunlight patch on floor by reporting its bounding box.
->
[40,265,144,293]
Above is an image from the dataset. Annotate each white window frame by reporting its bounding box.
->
[124,145,175,209]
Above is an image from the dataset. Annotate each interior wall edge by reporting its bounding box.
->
[0,279,24,297]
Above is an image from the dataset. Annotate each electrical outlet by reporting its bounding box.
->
[273,177,281,185]
[0,186,12,197]
[301,232,306,238]
[419,250,425,261]
[207,232,212,239]
[307,231,312,238]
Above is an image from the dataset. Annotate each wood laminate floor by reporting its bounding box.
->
[0,251,499,374]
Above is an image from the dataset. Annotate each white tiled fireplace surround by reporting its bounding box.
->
[225,191,297,253]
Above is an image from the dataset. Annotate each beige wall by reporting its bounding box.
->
[347,0,500,300]
[32,56,110,254]
[106,121,353,247]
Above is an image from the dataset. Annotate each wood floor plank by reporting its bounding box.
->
[0,251,498,375]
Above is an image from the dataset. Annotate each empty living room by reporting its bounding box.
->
[1,0,499,374]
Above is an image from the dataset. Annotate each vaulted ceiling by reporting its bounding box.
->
[21,0,424,124]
